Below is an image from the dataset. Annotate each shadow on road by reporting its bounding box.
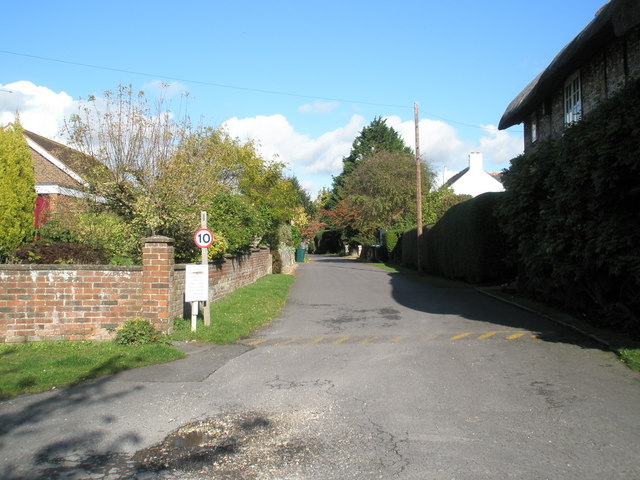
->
[384,265,623,352]
[0,365,146,479]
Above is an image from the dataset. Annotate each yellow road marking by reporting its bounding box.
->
[332,336,350,344]
[244,338,268,346]
[505,332,527,340]
[477,332,498,340]
[307,337,326,345]
[390,335,409,343]
[449,332,472,340]
[423,334,440,341]
[274,337,304,346]
[358,336,379,344]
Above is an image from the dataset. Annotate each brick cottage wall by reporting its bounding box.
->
[0,238,274,343]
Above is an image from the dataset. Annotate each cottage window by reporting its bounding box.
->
[564,72,581,124]
[531,114,538,143]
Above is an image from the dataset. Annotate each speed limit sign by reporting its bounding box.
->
[194,228,214,248]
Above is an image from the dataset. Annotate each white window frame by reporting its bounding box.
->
[531,113,538,143]
[564,71,582,124]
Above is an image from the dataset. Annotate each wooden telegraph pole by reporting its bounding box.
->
[414,102,423,274]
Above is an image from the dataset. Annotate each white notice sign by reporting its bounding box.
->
[185,264,209,302]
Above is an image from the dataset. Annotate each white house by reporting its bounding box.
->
[442,152,504,197]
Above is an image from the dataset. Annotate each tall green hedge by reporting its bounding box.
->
[424,192,513,283]
[496,77,640,335]
[0,122,36,261]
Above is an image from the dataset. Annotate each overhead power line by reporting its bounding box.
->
[0,49,521,132]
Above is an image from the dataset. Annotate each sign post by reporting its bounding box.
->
[194,212,213,327]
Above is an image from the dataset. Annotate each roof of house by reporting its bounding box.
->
[444,168,469,189]
[499,0,640,130]
[24,130,101,182]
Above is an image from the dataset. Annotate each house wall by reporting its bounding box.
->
[524,25,640,151]
[0,239,274,343]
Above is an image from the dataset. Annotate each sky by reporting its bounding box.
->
[1,0,608,197]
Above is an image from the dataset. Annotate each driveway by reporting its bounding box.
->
[1,256,639,479]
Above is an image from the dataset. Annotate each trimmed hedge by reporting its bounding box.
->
[496,77,640,335]
[424,192,513,283]
[314,230,342,254]
[381,229,404,262]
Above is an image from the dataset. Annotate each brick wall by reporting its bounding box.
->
[0,238,274,343]
[170,247,273,319]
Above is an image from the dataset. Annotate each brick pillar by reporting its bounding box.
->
[141,235,175,332]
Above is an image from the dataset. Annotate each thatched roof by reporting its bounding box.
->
[498,0,640,130]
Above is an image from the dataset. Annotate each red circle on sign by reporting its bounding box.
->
[194,228,214,248]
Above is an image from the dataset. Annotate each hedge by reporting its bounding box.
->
[496,77,640,336]
[424,192,513,284]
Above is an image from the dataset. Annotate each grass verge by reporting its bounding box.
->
[172,274,296,344]
[0,341,185,399]
[368,261,640,372]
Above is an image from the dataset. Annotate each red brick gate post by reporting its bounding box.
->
[141,235,175,332]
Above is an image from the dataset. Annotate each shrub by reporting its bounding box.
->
[424,192,513,284]
[75,212,141,264]
[13,241,108,264]
[382,229,404,262]
[496,77,640,335]
[271,248,282,274]
[0,122,36,260]
[314,230,341,254]
[208,193,266,254]
[114,318,169,346]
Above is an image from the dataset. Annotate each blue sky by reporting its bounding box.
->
[1,0,607,196]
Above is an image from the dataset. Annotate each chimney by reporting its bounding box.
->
[469,152,483,171]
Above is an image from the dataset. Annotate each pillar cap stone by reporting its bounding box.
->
[142,235,175,244]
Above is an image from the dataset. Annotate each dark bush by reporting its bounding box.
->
[496,77,640,335]
[382,229,404,263]
[314,230,341,254]
[424,192,513,284]
[14,241,108,264]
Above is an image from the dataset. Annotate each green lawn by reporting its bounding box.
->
[172,273,296,343]
[0,273,296,399]
[0,341,184,399]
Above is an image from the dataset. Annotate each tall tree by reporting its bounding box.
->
[0,121,36,261]
[342,150,431,243]
[331,116,413,204]
[64,84,190,234]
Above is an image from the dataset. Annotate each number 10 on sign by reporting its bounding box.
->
[194,228,213,248]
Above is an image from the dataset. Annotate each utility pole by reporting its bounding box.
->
[414,102,423,274]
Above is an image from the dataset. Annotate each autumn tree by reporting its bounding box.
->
[0,121,36,261]
[341,150,432,243]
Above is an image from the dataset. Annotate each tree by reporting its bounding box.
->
[64,84,190,235]
[0,121,36,260]
[423,187,472,225]
[331,116,413,204]
[341,150,432,243]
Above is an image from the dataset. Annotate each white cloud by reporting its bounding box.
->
[0,81,76,140]
[223,114,364,174]
[384,115,522,173]
[298,100,340,114]
[222,114,364,196]
[477,124,523,169]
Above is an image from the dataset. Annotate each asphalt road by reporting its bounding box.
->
[1,256,639,479]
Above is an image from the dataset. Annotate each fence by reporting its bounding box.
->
[0,236,275,343]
